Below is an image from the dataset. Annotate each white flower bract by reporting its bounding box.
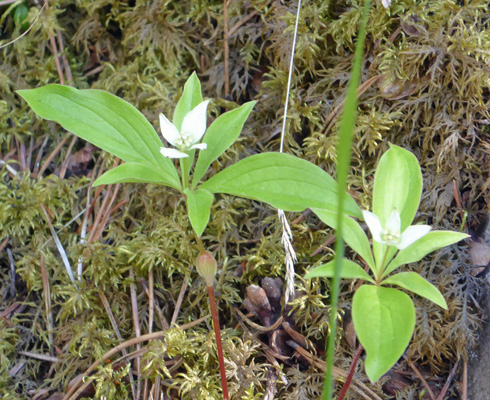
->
[159,99,210,158]
[362,209,431,250]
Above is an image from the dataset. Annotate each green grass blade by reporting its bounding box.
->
[323,2,371,399]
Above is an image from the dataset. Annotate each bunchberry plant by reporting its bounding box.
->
[18,73,361,236]
[306,145,468,382]
[18,73,361,398]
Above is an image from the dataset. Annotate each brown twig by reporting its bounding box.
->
[40,256,54,355]
[406,356,436,400]
[323,75,380,137]
[19,141,26,171]
[311,234,336,257]
[141,279,170,330]
[43,0,64,84]
[37,135,69,178]
[92,183,120,242]
[63,316,210,400]
[436,358,460,400]
[462,359,467,400]
[108,200,128,216]
[291,209,311,225]
[234,307,283,332]
[287,342,381,400]
[87,185,112,243]
[6,248,16,297]
[129,267,142,400]
[33,135,48,175]
[27,137,34,172]
[228,3,265,37]
[207,286,229,400]
[0,238,8,254]
[59,136,77,180]
[56,31,73,85]
[452,179,467,225]
[171,275,189,326]
[17,351,58,363]
[148,269,154,334]
[223,0,230,96]
[452,179,463,209]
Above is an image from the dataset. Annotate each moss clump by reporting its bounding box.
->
[1,0,488,398]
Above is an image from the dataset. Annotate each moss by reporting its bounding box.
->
[1,0,488,398]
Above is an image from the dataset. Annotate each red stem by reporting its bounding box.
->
[337,344,363,400]
[207,285,229,400]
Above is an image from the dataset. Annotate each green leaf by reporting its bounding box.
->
[17,85,181,190]
[94,162,181,188]
[312,209,375,272]
[382,272,447,309]
[382,231,469,277]
[200,152,362,218]
[372,145,423,269]
[353,285,415,383]
[185,188,214,237]
[173,72,203,131]
[305,259,374,283]
[373,145,422,231]
[192,101,256,188]
[172,73,204,186]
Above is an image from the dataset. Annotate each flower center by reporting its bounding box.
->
[381,228,400,243]
[175,131,194,150]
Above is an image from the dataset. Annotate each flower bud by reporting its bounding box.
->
[196,251,217,287]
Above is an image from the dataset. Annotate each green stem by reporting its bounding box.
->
[194,232,205,253]
[377,247,392,283]
[207,285,229,400]
[322,2,371,400]
[180,158,189,190]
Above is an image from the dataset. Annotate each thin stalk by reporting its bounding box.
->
[337,344,363,400]
[180,158,189,190]
[377,247,392,283]
[322,2,371,400]
[207,285,229,400]
[194,233,206,252]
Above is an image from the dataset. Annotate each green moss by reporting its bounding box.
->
[1,0,488,397]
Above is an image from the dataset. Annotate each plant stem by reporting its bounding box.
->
[322,2,370,399]
[194,232,206,252]
[378,247,394,282]
[207,285,229,400]
[337,344,363,400]
[180,158,189,190]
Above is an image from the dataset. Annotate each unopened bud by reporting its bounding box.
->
[196,251,217,287]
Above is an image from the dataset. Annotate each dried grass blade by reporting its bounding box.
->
[171,275,188,326]
[40,204,76,285]
[59,136,77,180]
[99,289,137,399]
[40,256,54,355]
[277,0,302,303]
[129,267,142,400]
[37,135,69,178]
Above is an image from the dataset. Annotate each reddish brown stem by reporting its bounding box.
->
[207,285,229,400]
[337,344,363,400]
